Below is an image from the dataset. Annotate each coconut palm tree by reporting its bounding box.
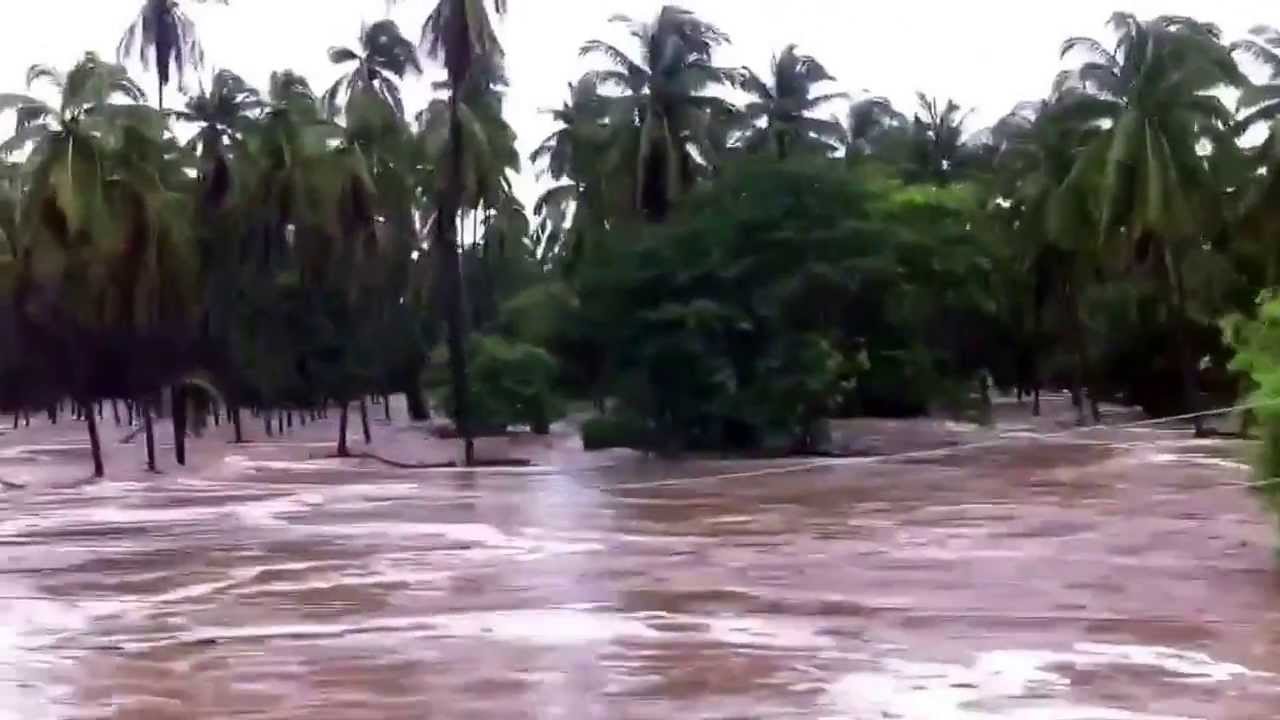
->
[530,77,617,269]
[0,54,193,476]
[736,45,846,159]
[844,95,907,163]
[323,19,422,119]
[389,0,509,465]
[993,97,1107,423]
[1059,12,1245,433]
[580,5,738,221]
[119,0,226,110]
[906,93,974,185]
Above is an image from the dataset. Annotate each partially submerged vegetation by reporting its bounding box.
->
[3,5,1280,497]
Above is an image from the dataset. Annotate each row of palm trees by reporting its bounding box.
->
[6,3,1280,474]
[0,0,514,475]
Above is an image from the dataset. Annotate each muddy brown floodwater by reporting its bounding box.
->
[1,404,1279,719]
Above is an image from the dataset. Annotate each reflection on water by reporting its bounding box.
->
[0,431,1278,719]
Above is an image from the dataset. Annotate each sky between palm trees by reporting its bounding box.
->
[0,0,1256,204]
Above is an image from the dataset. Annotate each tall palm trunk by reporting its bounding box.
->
[1162,244,1204,435]
[83,398,104,478]
[1066,281,1091,427]
[440,96,475,466]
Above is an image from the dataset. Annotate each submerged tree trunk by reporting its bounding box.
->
[1066,279,1092,427]
[360,399,372,445]
[172,385,187,466]
[1162,245,1204,436]
[143,403,157,473]
[403,384,429,421]
[84,400,104,478]
[337,402,350,458]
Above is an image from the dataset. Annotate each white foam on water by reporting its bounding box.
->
[825,643,1263,719]
[319,521,605,560]
[0,583,96,720]
[699,616,834,649]
[429,609,659,645]
[1142,452,1251,472]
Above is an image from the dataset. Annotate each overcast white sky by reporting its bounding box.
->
[1,1,1268,202]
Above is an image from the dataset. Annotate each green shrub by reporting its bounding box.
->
[438,335,565,434]
[581,413,652,451]
[1224,291,1280,523]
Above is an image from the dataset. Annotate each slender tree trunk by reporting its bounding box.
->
[337,402,350,458]
[23,411,29,427]
[112,400,120,427]
[12,412,18,430]
[403,383,429,421]
[143,403,157,473]
[48,405,56,425]
[232,406,244,444]
[84,400,104,478]
[1064,277,1093,427]
[172,385,187,466]
[384,394,392,422]
[441,95,476,466]
[264,411,274,438]
[360,399,372,445]
[287,411,293,430]
[1162,245,1204,436]
[277,411,284,435]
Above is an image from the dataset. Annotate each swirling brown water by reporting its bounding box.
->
[1,413,1278,719]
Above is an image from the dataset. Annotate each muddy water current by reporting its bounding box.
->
[1,427,1279,718]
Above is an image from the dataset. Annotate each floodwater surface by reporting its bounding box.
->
[0,412,1278,719]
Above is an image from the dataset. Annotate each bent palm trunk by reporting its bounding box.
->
[84,399,104,478]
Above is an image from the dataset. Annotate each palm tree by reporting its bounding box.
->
[530,77,615,269]
[844,95,907,163]
[119,0,226,110]
[736,45,845,159]
[0,54,188,476]
[323,19,422,119]
[993,98,1106,423]
[1059,12,1245,433]
[906,93,973,185]
[580,5,738,221]
[391,0,509,465]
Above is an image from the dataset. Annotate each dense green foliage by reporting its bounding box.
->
[6,4,1280,478]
